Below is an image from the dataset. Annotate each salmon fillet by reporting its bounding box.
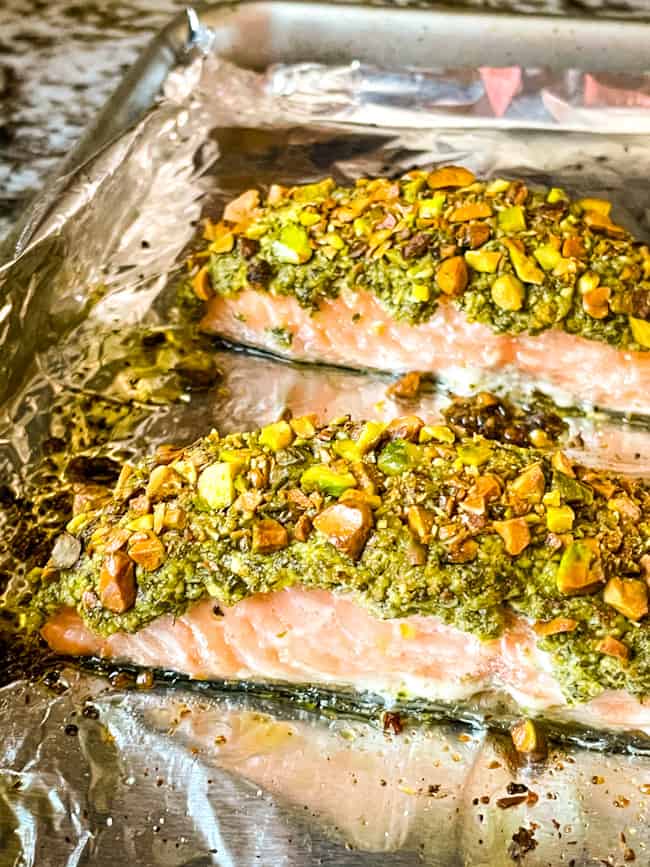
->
[191,166,650,414]
[15,413,650,736]
[202,289,650,415]
[41,587,650,734]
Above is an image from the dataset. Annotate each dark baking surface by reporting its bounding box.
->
[0,0,648,242]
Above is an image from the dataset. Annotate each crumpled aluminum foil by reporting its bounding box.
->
[4,8,650,865]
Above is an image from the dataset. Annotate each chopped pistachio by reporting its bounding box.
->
[464,249,502,273]
[578,197,611,216]
[436,256,468,296]
[449,202,492,222]
[534,617,577,637]
[198,462,238,509]
[418,194,446,218]
[546,505,575,533]
[332,439,362,463]
[630,316,650,349]
[597,636,629,661]
[491,274,525,311]
[557,541,601,595]
[191,266,213,300]
[411,283,430,302]
[485,178,511,195]
[128,533,166,572]
[313,502,374,560]
[498,205,526,232]
[503,240,544,285]
[407,505,435,544]
[546,187,567,203]
[99,551,136,614]
[127,514,154,532]
[210,232,235,254]
[533,244,562,272]
[252,518,289,554]
[419,424,455,444]
[259,420,294,451]
[339,489,382,510]
[457,440,492,467]
[551,451,575,478]
[300,465,357,497]
[355,421,387,455]
[377,440,422,475]
[299,210,321,227]
[577,271,600,295]
[290,414,318,439]
[603,577,648,621]
[509,463,545,503]
[427,166,475,189]
[493,518,530,556]
[272,223,312,264]
[553,472,593,505]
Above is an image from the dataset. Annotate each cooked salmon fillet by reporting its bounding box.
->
[41,588,650,734]
[15,413,650,734]
[190,166,650,414]
[203,289,650,415]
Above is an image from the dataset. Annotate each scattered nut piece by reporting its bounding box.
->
[407,505,434,544]
[510,719,547,761]
[387,372,421,400]
[533,617,577,637]
[436,256,468,296]
[551,451,574,478]
[50,533,82,569]
[603,577,648,621]
[493,518,531,556]
[99,551,136,613]
[427,166,476,189]
[449,202,492,222]
[252,518,289,554]
[128,533,166,572]
[597,636,629,661]
[104,528,132,554]
[313,502,374,560]
[509,463,545,503]
[293,514,312,542]
[146,465,183,500]
[385,415,424,442]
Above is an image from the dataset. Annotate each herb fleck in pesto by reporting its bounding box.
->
[265,326,294,348]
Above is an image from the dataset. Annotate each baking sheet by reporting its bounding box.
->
[5,4,650,865]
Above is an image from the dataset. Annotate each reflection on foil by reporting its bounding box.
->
[4,9,650,865]
[267,62,650,131]
[3,672,650,866]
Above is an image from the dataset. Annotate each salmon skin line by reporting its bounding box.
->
[13,413,650,705]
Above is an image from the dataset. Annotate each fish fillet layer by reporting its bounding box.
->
[41,587,650,735]
[202,290,650,415]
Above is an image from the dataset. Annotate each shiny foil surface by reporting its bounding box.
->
[4,7,650,864]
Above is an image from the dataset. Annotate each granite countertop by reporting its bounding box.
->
[1,0,648,244]
[0,0,184,241]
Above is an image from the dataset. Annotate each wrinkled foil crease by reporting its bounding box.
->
[4,12,650,865]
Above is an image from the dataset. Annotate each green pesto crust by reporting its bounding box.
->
[17,413,650,704]
[188,167,650,351]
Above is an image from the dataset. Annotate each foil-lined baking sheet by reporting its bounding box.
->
[4,6,650,865]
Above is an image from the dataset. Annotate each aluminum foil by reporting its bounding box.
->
[5,8,650,865]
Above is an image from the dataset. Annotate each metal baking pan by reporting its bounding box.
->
[4,4,650,867]
[8,0,650,257]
